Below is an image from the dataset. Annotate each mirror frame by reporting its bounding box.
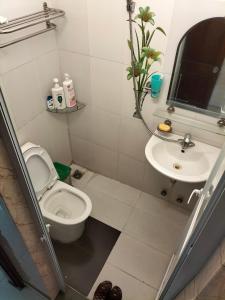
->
[167,17,225,119]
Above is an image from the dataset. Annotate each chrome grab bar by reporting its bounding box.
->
[187,189,203,204]
[0,2,65,49]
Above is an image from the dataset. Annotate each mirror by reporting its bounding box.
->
[167,17,225,117]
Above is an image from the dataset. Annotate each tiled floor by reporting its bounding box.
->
[53,217,120,296]
[71,166,190,300]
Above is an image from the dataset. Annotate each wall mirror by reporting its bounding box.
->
[167,17,225,118]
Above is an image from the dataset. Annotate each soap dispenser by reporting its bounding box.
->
[63,73,76,108]
[52,78,66,110]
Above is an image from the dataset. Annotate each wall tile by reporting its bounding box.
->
[59,51,91,104]
[117,154,145,190]
[17,111,72,164]
[87,0,126,63]
[90,58,124,115]
[91,108,121,151]
[1,61,44,129]
[70,135,94,170]
[119,117,149,162]
[91,143,118,179]
[36,50,61,101]
[55,0,89,55]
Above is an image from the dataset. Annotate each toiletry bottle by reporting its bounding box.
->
[63,73,77,108]
[46,95,54,110]
[52,78,66,110]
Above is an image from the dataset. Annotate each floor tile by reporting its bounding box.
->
[124,208,185,255]
[87,174,141,207]
[136,192,189,226]
[88,263,157,300]
[53,217,120,296]
[108,234,170,289]
[56,286,86,300]
[84,186,133,230]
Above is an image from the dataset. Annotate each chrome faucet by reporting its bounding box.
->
[178,133,195,150]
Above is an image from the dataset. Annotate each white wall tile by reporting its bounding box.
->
[55,0,89,55]
[68,106,92,140]
[117,154,145,190]
[119,117,149,162]
[70,135,94,170]
[91,108,121,151]
[59,51,91,104]
[90,58,124,115]
[87,0,126,63]
[36,50,61,101]
[1,61,44,129]
[17,111,72,164]
[91,144,118,179]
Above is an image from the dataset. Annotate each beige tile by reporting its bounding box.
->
[124,207,184,255]
[91,108,121,151]
[85,186,132,230]
[87,174,141,207]
[88,263,157,300]
[90,58,123,115]
[119,117,149,162]
[108,234,170,289]
[56,1,89,55]
[1,61,44,129]
[87,0,125,63]
[136,192,189,226]
[117,154,145,190]
[91,144,118,179]
[59,51,91,104]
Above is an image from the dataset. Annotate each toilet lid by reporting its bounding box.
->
[21,142,58,200]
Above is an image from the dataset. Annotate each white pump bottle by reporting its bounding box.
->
[52,78,66,110]
[63,73,76,108]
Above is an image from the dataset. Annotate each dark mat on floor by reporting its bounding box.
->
[53,217,121,296]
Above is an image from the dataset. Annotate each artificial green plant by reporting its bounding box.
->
[127,6,166,113]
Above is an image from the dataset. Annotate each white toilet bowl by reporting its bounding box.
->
[21,142,92,243]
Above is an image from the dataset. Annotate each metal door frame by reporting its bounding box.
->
[0,89,65,292]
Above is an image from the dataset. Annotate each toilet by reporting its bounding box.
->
[21,142,92,244]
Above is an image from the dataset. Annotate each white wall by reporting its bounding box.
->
[52,0,225,204]
[0,0,72,165]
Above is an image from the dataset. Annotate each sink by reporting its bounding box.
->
[145,133,220,183]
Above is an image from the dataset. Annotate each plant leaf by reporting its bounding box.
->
[156,26,166,36]
[127,39,132,50]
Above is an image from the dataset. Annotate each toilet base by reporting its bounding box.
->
[45,217,86,243]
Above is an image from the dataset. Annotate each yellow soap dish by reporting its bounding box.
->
[157,123,172,133]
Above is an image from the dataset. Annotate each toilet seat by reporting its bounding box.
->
[21,142,92,227]
[21,142,58,200]
[40,180,92,225]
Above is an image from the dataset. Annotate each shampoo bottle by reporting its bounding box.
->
[63,73,76,108]
[52,78,66,110]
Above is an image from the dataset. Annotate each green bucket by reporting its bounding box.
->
[53,162,71,182]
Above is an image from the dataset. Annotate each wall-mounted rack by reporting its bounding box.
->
[47,102,86,114]
[0,2,65,49]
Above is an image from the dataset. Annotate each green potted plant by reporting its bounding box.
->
[127,6,166,116]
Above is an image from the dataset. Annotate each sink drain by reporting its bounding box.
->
[173,163,182,170]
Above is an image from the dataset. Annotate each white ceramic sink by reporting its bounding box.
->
[145,133,220,183]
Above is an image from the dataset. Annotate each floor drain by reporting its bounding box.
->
[173,163,182,170]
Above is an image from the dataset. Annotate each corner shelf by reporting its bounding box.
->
[47,102,86,113]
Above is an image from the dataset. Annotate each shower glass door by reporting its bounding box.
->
[157,141,225,299]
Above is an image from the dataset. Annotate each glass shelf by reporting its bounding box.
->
[47,102,86,113]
